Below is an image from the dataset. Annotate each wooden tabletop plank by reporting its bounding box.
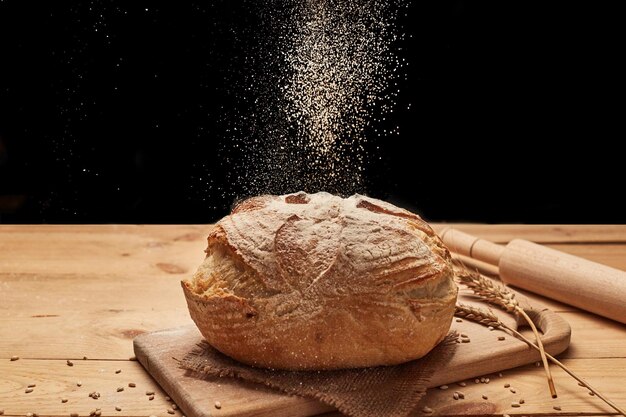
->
[2,224,626,417]
[1,358,624,416]
[3,309,623,363]
[3,228,626,276]
[0,228,207,277]
[433,224,626,243]
[0,359,176,417]
[2,223,626,248]
[0,310,191,361]
[558,311,626,359]
[2,223,626,243]
[0,271,192,360]
[0,274,187,313]
[422,358,626,415]
[0,225,210,238]
[2,278,624,361]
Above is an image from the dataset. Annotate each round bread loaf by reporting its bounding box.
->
[182,192,457,370]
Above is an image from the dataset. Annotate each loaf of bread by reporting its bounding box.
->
[182,192,457,370]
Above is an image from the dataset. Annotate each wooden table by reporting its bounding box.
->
[1,225,625,417]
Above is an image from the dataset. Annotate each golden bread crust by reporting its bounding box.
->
[182,192,457,370]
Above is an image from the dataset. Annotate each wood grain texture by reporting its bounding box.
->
[434,224,626,243]
[0,226,208,277]
[0,273,192,360]
[559,311,626,359]
[501,240,626,324]
[7,222,617,244]
[2,356,624,417]
[0,359,177,416]
[2,225,626,272]
[421,358,626,416]
[1,224,625,417]
[134,326,333,417]
[132,297,571,417]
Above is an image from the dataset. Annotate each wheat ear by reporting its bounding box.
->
[455,304,626,416]
[455,267,557,398]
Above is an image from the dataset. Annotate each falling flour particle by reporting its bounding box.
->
[222,0,408,198]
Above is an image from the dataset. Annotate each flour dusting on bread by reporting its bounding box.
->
[182,192,457,370]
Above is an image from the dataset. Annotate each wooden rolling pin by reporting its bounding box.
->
[441,228,626,324]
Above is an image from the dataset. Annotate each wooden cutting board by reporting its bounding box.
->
[133,293,571,417]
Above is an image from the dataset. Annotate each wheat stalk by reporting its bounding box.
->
[455,304,626,416]
[453,303,502,327]
[455,266,557,398]
[455,267,519,313]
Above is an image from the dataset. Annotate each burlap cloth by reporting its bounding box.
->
[179,333,457,417]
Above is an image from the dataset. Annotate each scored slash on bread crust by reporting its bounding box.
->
[182,192,458,370]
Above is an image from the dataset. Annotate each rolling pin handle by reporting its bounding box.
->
[440,228,505,266]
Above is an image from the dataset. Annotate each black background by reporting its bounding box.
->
[1,1,624,224]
